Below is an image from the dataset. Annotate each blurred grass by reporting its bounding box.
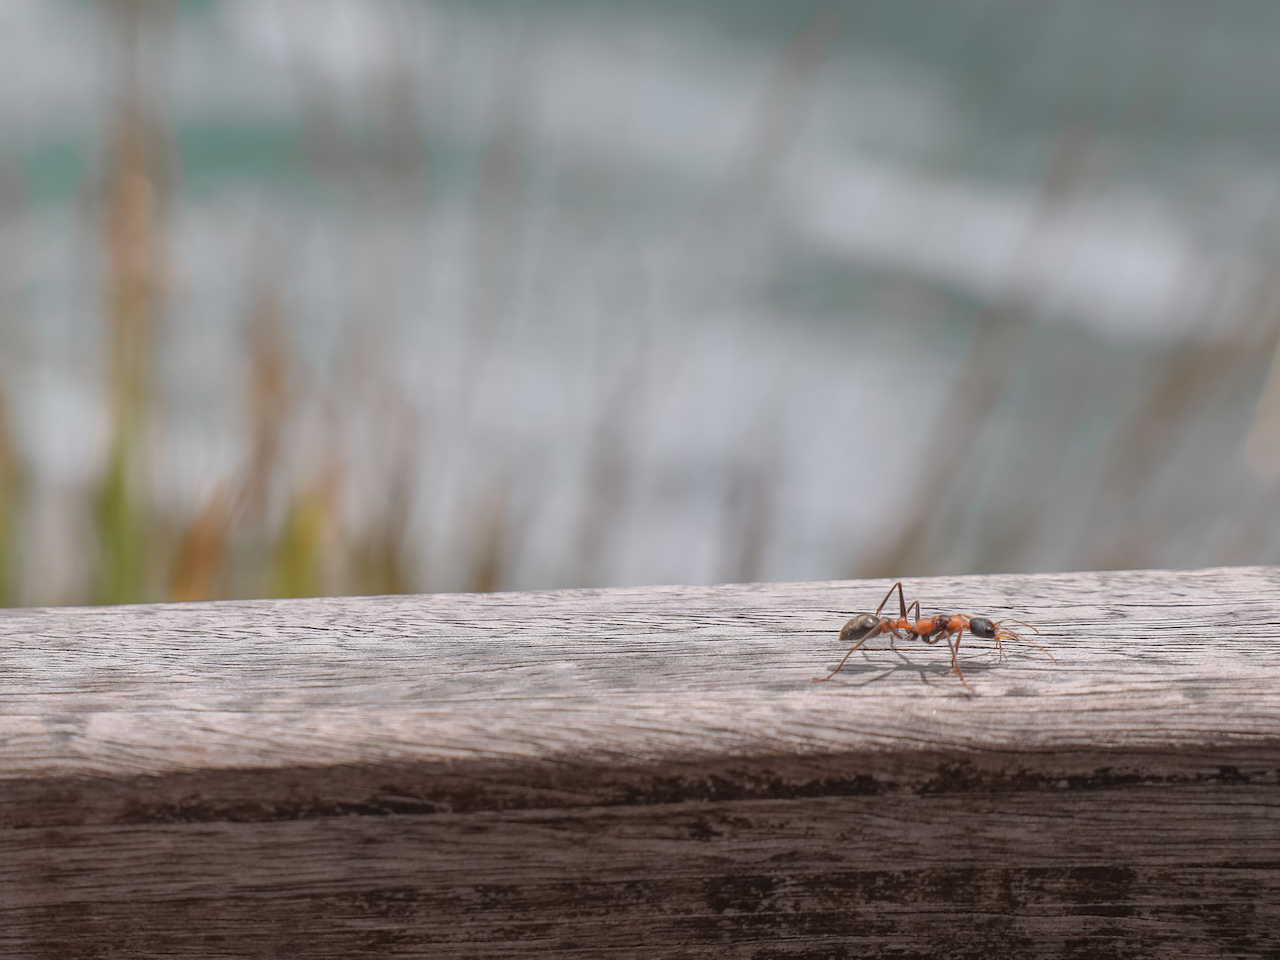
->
[0,398,22,607]
[271,481,337,599]
[168,485,228,602]
[93,0,160,605]
[2,1,1280,606]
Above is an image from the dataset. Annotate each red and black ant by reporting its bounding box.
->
[814,581,1054,691]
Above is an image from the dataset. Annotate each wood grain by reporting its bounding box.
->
[2,566,1280,956]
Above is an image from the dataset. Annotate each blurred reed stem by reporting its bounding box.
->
[93,0,166,604]
[0,398,22,607]
[167,485,229,602]
[467,480,512,594]
[856,128,1099,578]
[1083,269,1280,570]
[349,404,417,597]
[272,480,337,599]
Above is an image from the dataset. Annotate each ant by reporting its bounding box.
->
[814,581,1054,692]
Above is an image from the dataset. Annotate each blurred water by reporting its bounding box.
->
[2,0,1280,603]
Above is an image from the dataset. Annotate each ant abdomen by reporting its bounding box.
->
[840,614,881,644]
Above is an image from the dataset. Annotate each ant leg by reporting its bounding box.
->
[996,625,1057,663]
[1000,617,1040,635]
[994,618,1055,660]
[893,598,921,640]
[947,627,974,693]
[814,631,877,682]
[916,613,945,646]
[873,581,907,620]
[875,583,911,638]
[991,627,1008,663]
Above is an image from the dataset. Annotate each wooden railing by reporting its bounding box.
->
[4,566,1279,957]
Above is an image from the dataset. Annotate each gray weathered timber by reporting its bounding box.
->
[2,565,1279,957]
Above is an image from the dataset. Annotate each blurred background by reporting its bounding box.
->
[3,0,1280,606]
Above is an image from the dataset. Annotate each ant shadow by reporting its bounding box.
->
[817,643,1003,691]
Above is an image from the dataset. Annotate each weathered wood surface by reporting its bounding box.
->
[3,565,1280,957]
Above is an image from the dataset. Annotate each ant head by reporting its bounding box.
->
[967,616,997,639]
[840,614,881,644]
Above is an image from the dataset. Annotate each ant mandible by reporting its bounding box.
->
[814,581,1054,691]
